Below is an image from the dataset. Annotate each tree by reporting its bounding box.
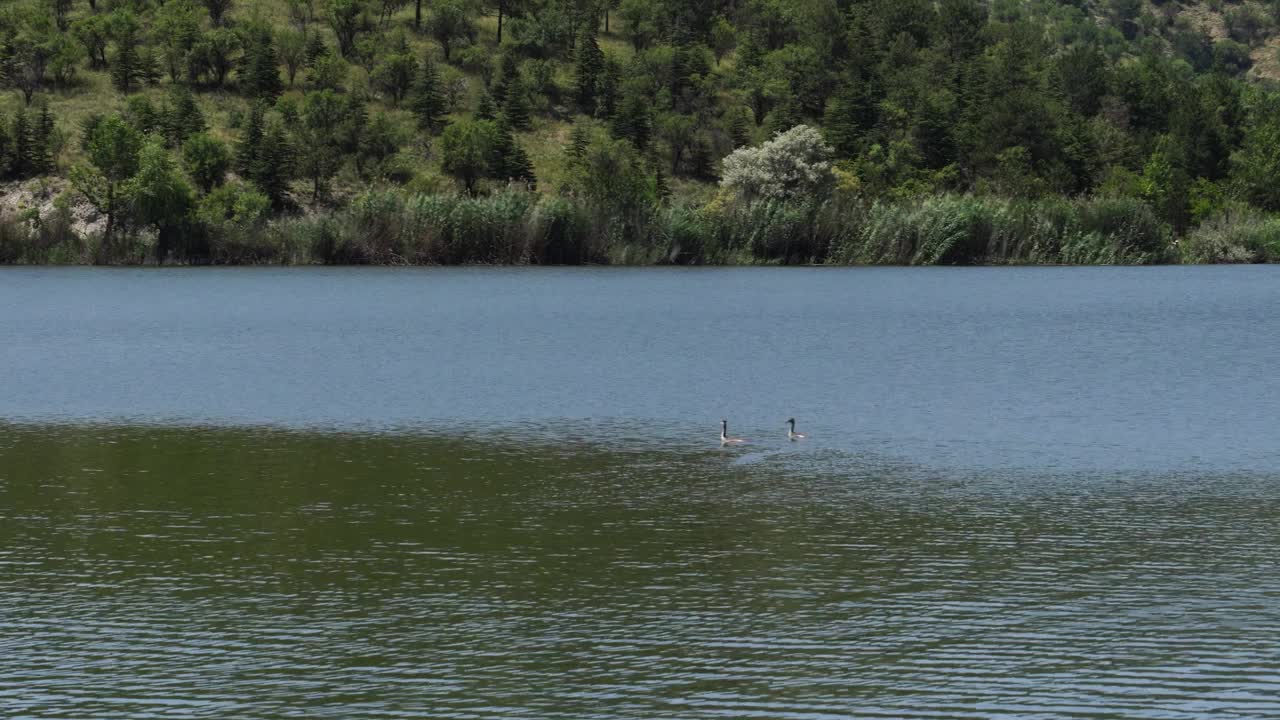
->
[357,111,399,176]
[129,138,196,262]
[72,14,111,70]
[110,25,143,93]
[190,28,240,87]
[183,133,231,192]
[203,0,234,26]
[241,29,284,99]
[1231,91,1280,211]
[491,116,534,185]
[328,0,365,58]
[428,0,475,61]
[611,88,651,148]
[440,118,497,193]
[475,91,497,121]
[278,30,307,86]
[7,104,56,179]
[372,52,416,105]
[492,53,519,105]
[72,114,143,249]
[288,0,316,30]
[710,16,735,65]
[154,0,203,83]
[501,76,532,131]
[164,84,206,147]
[294,89,348,200]
[574,27,604,113]
[49,0,73,32]
[309,51,348,91]
[720,125,835,201]
[410,52,445,132]
[656,112,695,174]
[251,120,293,207]
[618,0,658,52]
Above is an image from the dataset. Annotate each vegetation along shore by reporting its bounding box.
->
[5,0,1280,265]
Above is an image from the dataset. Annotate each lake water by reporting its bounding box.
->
[3,266,1280,719]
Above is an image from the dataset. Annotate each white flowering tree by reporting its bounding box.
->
[720,125,835,202]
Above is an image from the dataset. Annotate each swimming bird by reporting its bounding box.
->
[720,419,746,445]
[786,418,806,441]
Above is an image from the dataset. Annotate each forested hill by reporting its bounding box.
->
[5,0,1280,265]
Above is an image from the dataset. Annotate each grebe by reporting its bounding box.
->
[786,418,806,441]
[720,419,746,445]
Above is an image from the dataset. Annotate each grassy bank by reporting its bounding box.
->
[5,190,1244,266]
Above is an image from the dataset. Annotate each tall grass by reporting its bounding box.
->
[0,190,1188,266]
[1178,207,1280,263]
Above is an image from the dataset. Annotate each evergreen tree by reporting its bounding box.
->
[476,91,497,121]
[596,58,621,119]
[410,52,445,133]
[612,89,651,149]
[164,84,206,147]
[251,120,292,207]
[492,53,520,106]
[501,77,532,131]
[566,122,590,164]
[243,29,284,99]
[236,102,267,176]
[492,116,534,185]
[111,40,141,93]
[574,27,604,114]
[823,82,877,159]
[305,31,327,66]
[10,108,32,179]
[31,100,55,176]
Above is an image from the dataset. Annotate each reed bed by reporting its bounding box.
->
[0,191,1192,266]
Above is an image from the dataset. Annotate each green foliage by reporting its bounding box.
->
[327,0,365,57]
[183,133,231,192]
[241,28,284,99]
[410,51,445,132]
[372,51,416,105]
[427,0,475,61]
[73,114,144,246]
[440,118,498,193]
[574,27,604,114]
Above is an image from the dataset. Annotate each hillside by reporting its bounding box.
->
[5,0,1280,265]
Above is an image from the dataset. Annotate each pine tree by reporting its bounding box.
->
[111,41,141,93]
[492,116,534,185]
[654,165,670,205]
[596,58,620,119]
[476,91,497,121]
[237,102,267,176]
[243,30,284,100]
[0,120,11,180]
[410,52,445,133]
[823,82,876,159]
[31,101,55,176]
[501,77,531,131]
[138,47,163,85]
[250,120,292,207]
[492,53,519,106]
[566,122,590,164]
[574,27,604,114]
[165,85,206,147]
[10,109,32,179]
[612,90,651,149]
[305,31,327,66]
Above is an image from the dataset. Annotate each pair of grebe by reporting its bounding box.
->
[719,419,805,445]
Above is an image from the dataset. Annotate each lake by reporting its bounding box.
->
[3,266,1280,719]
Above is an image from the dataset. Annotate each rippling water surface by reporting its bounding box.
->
[4,267,1280,718]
